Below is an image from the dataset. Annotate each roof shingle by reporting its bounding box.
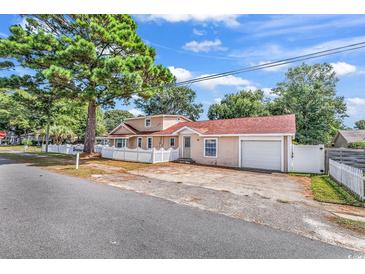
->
[153,114,296,135]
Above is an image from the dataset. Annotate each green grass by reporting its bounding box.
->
[311,175,364,207]
[334,217,365,234]
[59,166,108,177]
[289,172,316,177]
[0,145,41,152]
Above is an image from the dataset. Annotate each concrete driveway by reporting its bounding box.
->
[90,162,365,253]
[130,163,311,204]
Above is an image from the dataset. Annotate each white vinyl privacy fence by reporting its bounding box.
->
[329,159,365,201]
[101,147,180,163]
[290,144,325,174]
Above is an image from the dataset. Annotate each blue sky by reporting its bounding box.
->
[1,14,365,127]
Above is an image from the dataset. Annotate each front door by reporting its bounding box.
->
[183,136,191,158]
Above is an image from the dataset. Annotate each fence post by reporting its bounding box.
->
[152,148,155,163]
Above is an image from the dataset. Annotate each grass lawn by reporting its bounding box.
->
[0,150,151,179]
[334,217,365,234]
[311,175,364,207]
[0,145,41,152]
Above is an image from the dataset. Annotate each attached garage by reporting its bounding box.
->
[240,138,284,172]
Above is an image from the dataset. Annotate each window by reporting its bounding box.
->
[170,138,175,147]
[145,118,151,127]
[137,137,142,148]
[204,138,217,157]
[147,137,153,149]
[116,138,128,148]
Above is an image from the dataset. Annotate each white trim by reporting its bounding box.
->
[182,135,192,158]
[147,137,153,149]
[172,126,203,135]
[137,137,142,148]
[204,138,218,158]
[109,122,137,135]
[115,138,129,148]
[145,118,151,128]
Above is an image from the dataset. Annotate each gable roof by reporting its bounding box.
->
[153,114,296,136]
[109,122,137,135]
[336,130,365,143]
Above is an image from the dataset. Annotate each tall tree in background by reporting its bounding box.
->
[208,90,270,120]
[0,15,173,153]
[269,63,347,144]
[354,120,365,130]
[104,109,133,132]
[135,86,203,121]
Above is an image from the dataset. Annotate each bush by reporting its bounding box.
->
[21,139,32,146]
[348,141,365,149]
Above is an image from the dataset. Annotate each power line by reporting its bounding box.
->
[173,41,365,87]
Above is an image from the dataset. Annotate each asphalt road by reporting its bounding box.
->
[0,157,360,258]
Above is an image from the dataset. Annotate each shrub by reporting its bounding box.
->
[21,139,32,146]
[348,141,365,149]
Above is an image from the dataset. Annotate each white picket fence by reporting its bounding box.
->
[329,159,365,201]
[42,144,109,155]
[101,146,180,164]
[42,144,84,155]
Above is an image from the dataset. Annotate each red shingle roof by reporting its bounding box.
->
[152,114,296,135]
[108,114,296,137]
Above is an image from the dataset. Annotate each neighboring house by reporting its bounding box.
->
[0,131,6,144]
[106,114,296,172]
[332,130,365,148]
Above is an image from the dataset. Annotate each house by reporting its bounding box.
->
[106,114,296,172]
[332,130,365,148]
[0,131,6,144]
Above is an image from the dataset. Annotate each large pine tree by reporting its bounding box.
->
[0,15,173,152]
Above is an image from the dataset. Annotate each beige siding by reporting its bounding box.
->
[163,116,190,129]
[113,125,134,135]
[189,135,239,167]
[128,137,137,148]
[126,116,164,132]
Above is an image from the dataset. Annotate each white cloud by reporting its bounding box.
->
[242,15,365,38]
[168,66,193,82]
[230,36,365,63]
[214,98,222,103]
[131,94,142,100]
[262,88,278,98]
[346,97,365,116]
[243,85,258,91]
[128,108,144,117]
[195,74,251,90]
[330,62,357,76]
[136,14,240,27]
[257,61,289,72]
[193,28,205,36]
[183,39,227,53]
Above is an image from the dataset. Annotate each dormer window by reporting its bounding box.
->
[145,118,151,127]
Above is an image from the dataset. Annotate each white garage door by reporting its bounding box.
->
[241,140,282,171]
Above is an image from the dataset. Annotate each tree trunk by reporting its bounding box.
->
[84,99,97,153]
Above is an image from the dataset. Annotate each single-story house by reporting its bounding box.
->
[332,130,365,148]
[105,114,296,172]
